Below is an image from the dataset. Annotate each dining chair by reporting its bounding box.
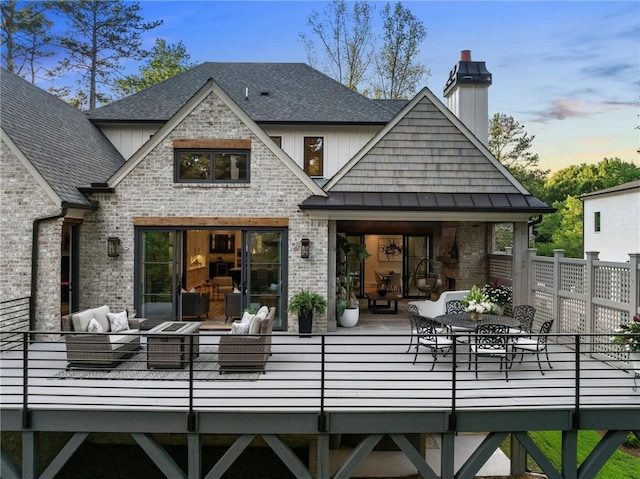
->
[509,304,536,335]
[445,300,472,354]
[406,303,420,353]
[413,315,454,370]
[471,323,511,381]
[445,300,466,314]
[511,320,554,375]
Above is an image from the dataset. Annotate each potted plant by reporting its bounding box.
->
[612,315,640,376]
[460,285,494,320]
[288,289,327,337]
[481,281,512,315]
[337,236,371,327]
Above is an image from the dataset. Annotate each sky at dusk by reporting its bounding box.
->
[121,1,639,172]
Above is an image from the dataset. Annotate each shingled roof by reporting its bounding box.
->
[1,69,125,206]
[88,63,395,124]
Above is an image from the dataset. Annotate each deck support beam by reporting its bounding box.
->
[390,433,439,479]
[316,434,330,479]
[333,433,383,479]
[39,432,89,479]
[456,431,507,479]
[187,433,201,479]
[578,430,628,479]
[1,447,21,479]
[205,434,254,479]
[22,431,38,479]
[510,432,527,476]
[132,432,186,479]
[562,430,578,479]
[440,432,455,479]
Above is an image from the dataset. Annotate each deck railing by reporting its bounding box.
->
[0,296,30,352]
[1,330,638,423]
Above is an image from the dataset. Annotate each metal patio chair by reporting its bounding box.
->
[511,320,554,375]
[471,323,511,381]
[413,315,454,370]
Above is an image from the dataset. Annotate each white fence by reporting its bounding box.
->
[526,250,640,362]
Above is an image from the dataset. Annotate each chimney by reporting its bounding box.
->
[443,50,492,146]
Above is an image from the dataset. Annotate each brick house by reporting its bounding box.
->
[0,52,553,333]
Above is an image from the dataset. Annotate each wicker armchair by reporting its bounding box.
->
[61,306,144,368]
[218,307,276,373]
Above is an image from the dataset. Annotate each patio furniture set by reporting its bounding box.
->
[407,295,553,380]
[61,305,276,373]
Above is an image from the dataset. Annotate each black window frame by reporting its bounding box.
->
[303,136,324,177]
[594,211,601,232]
[174,148,251,184]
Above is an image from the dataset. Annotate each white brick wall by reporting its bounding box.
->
[1,139,62,332]
[80,92,329,332]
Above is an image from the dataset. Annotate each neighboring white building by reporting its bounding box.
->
[581,179,640,262]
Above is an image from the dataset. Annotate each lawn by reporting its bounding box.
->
[503,430,640,479]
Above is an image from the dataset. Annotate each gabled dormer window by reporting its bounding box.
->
[173,140,251,184]
[304,136,324,177]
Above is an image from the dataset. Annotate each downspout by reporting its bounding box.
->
[30,206,68,332]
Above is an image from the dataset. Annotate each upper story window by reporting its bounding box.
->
[173,139,252,184]
[594,212,601,232]
[304,136,324,177]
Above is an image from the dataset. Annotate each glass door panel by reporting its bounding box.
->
[245,230,286,330]
[138,230,182,327]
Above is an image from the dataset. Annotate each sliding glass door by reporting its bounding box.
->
[137,230,183,328]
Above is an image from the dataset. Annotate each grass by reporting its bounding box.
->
[501,430,640,479]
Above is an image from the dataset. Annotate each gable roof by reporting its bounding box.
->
[0,68,124,207]
[109,77,326,197]
[89,63,395,124]
[304,86,553,218]
[579,179,640,199]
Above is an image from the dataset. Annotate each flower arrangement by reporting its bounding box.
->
[482,281,512,307]
[612,315,640,352]
[461,285,494,314]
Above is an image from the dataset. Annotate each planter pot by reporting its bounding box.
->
[492,305,505,316]
[470,312,483,321]
[339,308,359,328]
[298,311,313,337]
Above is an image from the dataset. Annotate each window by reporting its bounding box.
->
[175,149,249,183]
[304,137,323,177]
[594,212,601,232]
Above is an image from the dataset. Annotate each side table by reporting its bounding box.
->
[145,321,200,369]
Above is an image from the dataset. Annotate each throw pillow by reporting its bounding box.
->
[107,310,129,333]
[240,311,255,324]
[230,321,250,335]
[87,318,104,333]
[255,305,269,319]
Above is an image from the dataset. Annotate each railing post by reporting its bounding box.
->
[585,251,598,354]
[318,334,327,432]
[22,331,31,429]
[187,333,196,432]
[449,338,457,431]
[573,334,581,430]
[553,250,564,332]
[629,253,640,319]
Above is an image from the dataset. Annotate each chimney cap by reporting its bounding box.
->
[443,52,492,97]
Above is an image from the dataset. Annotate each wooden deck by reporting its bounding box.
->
[2,319,638,414]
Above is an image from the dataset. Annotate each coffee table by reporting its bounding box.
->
[145,321,200,369]
[366,293,402,314]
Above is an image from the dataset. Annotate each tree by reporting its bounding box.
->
[52,0,162,109]
[535,196,584,258]
[372,2,429,99]
[488,113,540,169]
[1,1,55,83]
[544,158,640,204]
[299,0,374,91]
[507,165,550,202]
[114,39,195,96]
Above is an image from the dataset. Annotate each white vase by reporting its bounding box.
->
[339,308,359,328]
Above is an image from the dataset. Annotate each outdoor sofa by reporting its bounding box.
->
[61,305,144,368]
[407,290,470,319]
[218,306,276,373]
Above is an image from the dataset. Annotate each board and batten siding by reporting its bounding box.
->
[100,124,161,160]
[259,125,382,179]
[330,98,520,194]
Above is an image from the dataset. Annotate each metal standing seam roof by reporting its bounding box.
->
[300,192,555,213]
[1,68,125,206]
[88,63,396,124]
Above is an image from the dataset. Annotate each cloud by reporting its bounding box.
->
[530,97,637,123]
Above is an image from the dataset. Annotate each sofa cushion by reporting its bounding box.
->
[107,310,129,333]
[87,318,104,333]
[248,314,263,334]
[72,305,111,332]
[109,330,139,350]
